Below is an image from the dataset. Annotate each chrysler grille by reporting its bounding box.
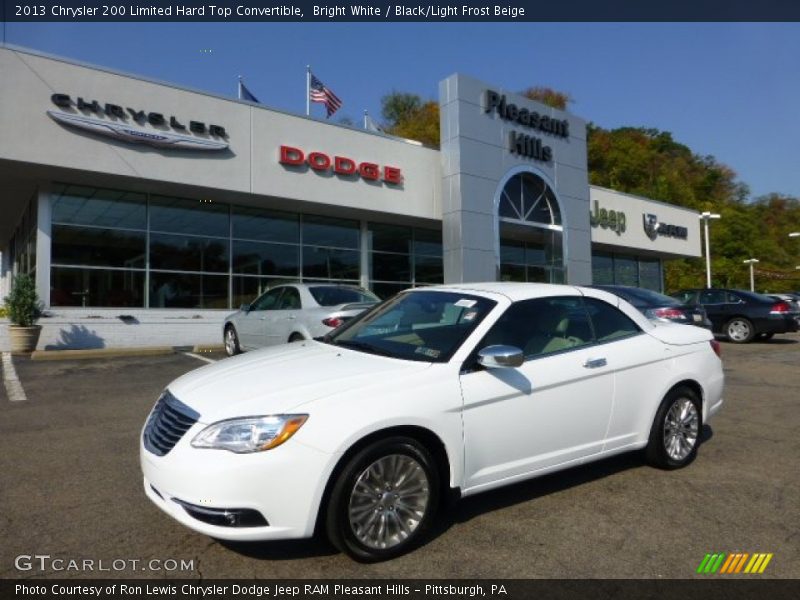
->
[143,391,200,456]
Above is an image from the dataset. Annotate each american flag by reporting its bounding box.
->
[309,74,342,117]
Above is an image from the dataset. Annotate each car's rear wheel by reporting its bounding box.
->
[288,333,305,343]
[325,437,439,562]
[646,386,702,469]
[224,325,241,356]
[725,317,755,343]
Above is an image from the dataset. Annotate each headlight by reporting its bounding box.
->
[191,415,308,453]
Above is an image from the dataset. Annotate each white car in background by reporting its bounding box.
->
[143,282,724,562]
[223,283,380,355]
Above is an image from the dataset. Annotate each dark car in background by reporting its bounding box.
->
[671,288,799,343]
[592,285,712,329]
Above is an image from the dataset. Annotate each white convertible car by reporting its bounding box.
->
[141,283,724,561]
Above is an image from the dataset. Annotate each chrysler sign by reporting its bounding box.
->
[47,93,229,151]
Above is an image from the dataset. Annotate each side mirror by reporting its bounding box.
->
[240,303,251,313]
[477,345,524,369]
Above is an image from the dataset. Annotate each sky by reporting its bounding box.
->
[4,21,800,200]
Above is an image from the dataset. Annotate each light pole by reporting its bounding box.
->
[699,212,721,288]
[743,258,759,292]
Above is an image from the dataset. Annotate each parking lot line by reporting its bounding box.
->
[183,351,218,364]
[1,352,28,402]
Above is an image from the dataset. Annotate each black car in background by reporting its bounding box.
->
[671,288,799,343]
[592,285,712,329]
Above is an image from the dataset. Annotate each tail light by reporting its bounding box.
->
[770,301,790,314]
[648,307,687,320]
[710,339,722,358]
[322,317,344,328]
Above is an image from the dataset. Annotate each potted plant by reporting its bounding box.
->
[4,274,43,354]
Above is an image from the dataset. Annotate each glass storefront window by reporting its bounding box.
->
[232,276,278,309]
[371,252,411,282]
[369,224,412,254]
[150,233,229,273]
[150,196,229,237]
[414,255,444,284]
[232,207,299,244]
[302,215,359,248]
[232,241,299,277]
[51,267,145,307]
[149,272,229,309]
[614,256,638,287]
[52,186,147,230]
[413,229,442,257]
[52,225,146,269]
[591,251,663,291]
[369,281,410,300]
[302,246,360,279]
[638,258,662,291]
[592,252,614,285]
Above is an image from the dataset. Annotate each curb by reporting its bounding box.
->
[30,346,176,361]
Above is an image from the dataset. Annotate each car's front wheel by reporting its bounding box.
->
[725,317,755,343]
[224,325,241,356]
[646,386,702,469]
[325,437,440,562]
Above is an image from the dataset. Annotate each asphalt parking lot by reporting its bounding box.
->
[1,336,798,579]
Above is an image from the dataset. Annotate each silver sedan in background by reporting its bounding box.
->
[224,283,380,356]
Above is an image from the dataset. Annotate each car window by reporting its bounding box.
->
[309,286,379,306]
[672,290,696,304]
[583,297,641,343]
[276,286,301,310]
[328,291,496,363]
[479,297,594,359]
[251,287,283,311]
[726,292,744,304]
[699,290,727,304]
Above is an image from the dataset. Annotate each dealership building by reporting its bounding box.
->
[0,45,701,350]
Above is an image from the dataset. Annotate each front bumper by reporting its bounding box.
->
[140,432,336,542]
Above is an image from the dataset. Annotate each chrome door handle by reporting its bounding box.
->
[583,357,607,369]
[286,315,296,320]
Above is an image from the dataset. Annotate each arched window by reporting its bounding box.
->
[498,172,562,229]
[497,171,565,284]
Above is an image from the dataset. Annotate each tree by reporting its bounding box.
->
[380,92,440,147]
[520,87,573,110]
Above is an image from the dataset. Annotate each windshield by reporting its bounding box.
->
[327,290,496,362]
[309,286,380,306]
[598,286,681,308]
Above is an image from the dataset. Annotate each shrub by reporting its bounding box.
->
[3,274,43,327]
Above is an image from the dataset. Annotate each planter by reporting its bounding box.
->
[9,325,42,354]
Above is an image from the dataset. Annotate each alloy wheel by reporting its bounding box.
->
[727,319,751,342]
[347,454,430,550]
[224,328,237,355]
[663,397,699,461]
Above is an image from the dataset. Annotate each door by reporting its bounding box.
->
[263,285,303,345]
[460,296,614,491]
[238,287,284,349]
[697,289,732,332]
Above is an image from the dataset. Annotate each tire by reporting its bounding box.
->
[646,386,702,470]
[725,317,755,343]
[224,325,241,356]
[325,437,440,562]
[288,333,305,343]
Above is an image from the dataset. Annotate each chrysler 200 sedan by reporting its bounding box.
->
[140,283,724,562]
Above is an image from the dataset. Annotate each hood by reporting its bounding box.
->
[167,341,430,423]
[647,321,713,346]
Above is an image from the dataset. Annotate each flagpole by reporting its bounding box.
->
[237,75,242,100]
[363,110,368,129]
[306,66,311,116]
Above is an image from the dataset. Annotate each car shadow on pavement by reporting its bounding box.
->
[216,537,338,561]
[751,338,798,344]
